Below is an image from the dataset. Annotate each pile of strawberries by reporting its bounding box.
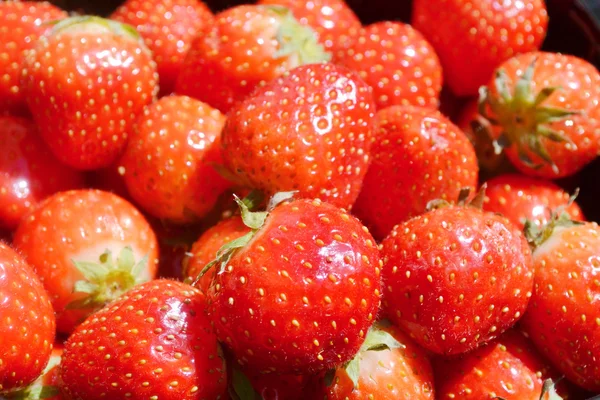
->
[1,0,600,399]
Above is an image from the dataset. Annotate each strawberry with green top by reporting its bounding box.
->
[6,344,64,400]
[175,5,331,113]
[12,189,159,334]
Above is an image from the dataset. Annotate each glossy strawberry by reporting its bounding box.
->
[221,63,376,210]
[6,344,64,400]
[119,95,231,224]
[205,196,381,374]
[335,21,442,110]
[257,0,361,54]
[479,52,600,179]
[110,0,214,94]
[0,116,84,231]
[483,174,585,230]
[412,0,548,96]
[13,189,159,334]
[381,202,534,356]
[0,242,55,394]
[21,16,158,170]
[352,105,478,240]
[0,1,67,116]
[59,280,227,400]
[175,5,331,113]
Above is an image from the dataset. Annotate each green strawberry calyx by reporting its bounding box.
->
[478,57,581,173]
[66,246,149,310]
[48,15,142,42]
[425,184,486,212]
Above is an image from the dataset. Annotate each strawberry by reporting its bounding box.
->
[221,63,376,210]
[352,105,479,240]
[256,0,361,55]
[12,189,159,334]
[412,0,548,97]
[6,344,64,400]
[203,194,382,374]
[0,242,55,394]
[58,279,228,400]
[434,329,566,400]
[110,0,214,94]
[0,1,67,116]
[21,16,158,170]
[483,174,585,230]
[478,52,600,179]
[521,216,600,392]
[119,95,231,224]
[174,5,331,113]
[227,362,314,400]
[86,163,132,202]
[335,21,443,110]
[380,196,534,356]
[0,116,85,231]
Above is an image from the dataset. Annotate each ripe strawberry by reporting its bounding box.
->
[521,218,600,392]
[221,63,376,210]
[0,1,67,116]
[483,174,585,230]
[434,330,565,400]
[110,0,214,94]
[204,195,382,374]
[58,280,228,400]
[412,0,548,96]
[380,199,534,356]
[335,21,443,110]
[21,16,158,170]
[12,189,159,334]
[175,5,331,113]
[5,344,64,400]
[0,116,85,231]
[257,0,361,55]
[119,95,231,224]
[0,242,55,394]
[352,105,478,240]
[227,362,314,400]
[478,52,600,179]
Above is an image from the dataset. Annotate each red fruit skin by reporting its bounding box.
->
[85,163,132,202]
[110,0,214,94]
[381,206,534,356]
[483,174,585,231]
[21,19,159,170]
[59,280,227,400]
[335,21,443,110]
[0,242,55,393]
[12,189,159,335]
[0,1,67,116]
[352,105,479,240]
[412,0,548,96]
[257,0,361,55]
[221,63,376,210]
[0,116,85,231]
[247,371,313,400]
[521,222,600,392]
[206,198,382,374]
[119,95,231,224]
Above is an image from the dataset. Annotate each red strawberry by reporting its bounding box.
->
[483,174,585,230]
[521,218,600,392]
[221,63,376,210]
[256,0,361,55]
[119,95,231,224]
[227,363,314,400]
[58,279,228,400]
[352,105,479,240]
[175,5,331,113]
[0,116,85,231]
[12,189,159,334]
[5,344,64,400]
[478,52,600,179]
[21,16,158,170]
[0,1,67,116]
[380,199,534,356]
[412,0,548,96]
[0,242,55,394]
[110,0,214,94]
[434,330,566,400]
[204,195,382,374]
[335,21,443,110]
